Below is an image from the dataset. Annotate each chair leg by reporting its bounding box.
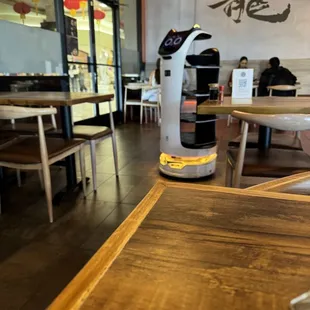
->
[124,88,128,123]
[227,115,231,127]
[124,104,127,123]
[16,170,21,187]
[111,133,119,177]
[38,170,44,190]
[144,107,148,124]
[90,140,97,192]
[225,159,233,187]
[296,131,301,139]
[240,121,245,134]
[41,164,53,223]
[79,146,87,198]
[157,105,161,126]
[233,122,249,188]
[140,105,143,125]
[150,107,153,122]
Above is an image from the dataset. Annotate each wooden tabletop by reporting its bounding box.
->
[198,96,310,115]
[49,182,310,310]
[0,92,114,106]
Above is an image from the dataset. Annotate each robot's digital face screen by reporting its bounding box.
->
[158,30,191,56]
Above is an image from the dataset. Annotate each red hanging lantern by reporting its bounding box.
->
[64,0,80,17]
[13,2,31,24]
[79,0,87,18]
[94,9,105,26]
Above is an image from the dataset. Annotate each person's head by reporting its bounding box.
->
[269,57,280,69]
[155,58,161,85]
[238,56,248,69]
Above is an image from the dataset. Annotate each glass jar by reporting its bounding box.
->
[209,83,219,102]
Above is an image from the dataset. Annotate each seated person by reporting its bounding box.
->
[228,56,248,88]
[142,58,161,102]
[258,57,297,96]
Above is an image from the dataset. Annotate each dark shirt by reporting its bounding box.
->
[258,66,297,96]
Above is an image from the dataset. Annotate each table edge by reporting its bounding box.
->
[48,181,167,310]
[0,93,114,106]
[48,182,310,310]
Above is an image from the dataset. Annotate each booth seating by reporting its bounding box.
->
[0,106,86,223]
[226,111,310,188]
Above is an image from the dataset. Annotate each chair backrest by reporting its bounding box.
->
[231,111,310,131]
[0,105,56,120]
[268,85,300,97]
[125,84,144,90]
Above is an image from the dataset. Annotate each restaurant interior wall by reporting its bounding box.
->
[145,0,310,94]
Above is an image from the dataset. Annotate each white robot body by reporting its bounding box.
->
[158,26,218,178]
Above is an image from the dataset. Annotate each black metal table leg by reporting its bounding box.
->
[52,106,80,205]
[258,126,272,150]
[60,106,77,188]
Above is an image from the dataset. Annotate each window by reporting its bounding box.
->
[0,0,56,31]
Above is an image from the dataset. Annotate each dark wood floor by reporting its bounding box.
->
[0,120,262,310]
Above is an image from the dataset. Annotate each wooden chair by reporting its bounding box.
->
[73,101,118,192]
[247,171,310,195]
[227,85,258,127]
[48,101,118,191]
[142,86,161,125]
[226,111,310,188]
[0,106,86,223]
[124,84,145,124]
[268,85,300,97]
[268,85,302,139]
[124,84,160,125]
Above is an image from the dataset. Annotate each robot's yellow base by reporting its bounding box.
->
[159,153,217,179]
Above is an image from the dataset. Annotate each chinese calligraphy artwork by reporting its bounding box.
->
[208,0,291,24]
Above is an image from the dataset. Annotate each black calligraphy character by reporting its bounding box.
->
[209,0,246,23]
[246,0,291,23]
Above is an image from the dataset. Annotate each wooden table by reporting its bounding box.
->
[0,92,114,189]
[198,96,310,115]
[198,96,310,149]
[49,182,310,310]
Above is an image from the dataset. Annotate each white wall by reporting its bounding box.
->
[146,0,310,63]
[0,20,62,74]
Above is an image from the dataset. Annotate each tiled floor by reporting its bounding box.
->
[0,120,260,310]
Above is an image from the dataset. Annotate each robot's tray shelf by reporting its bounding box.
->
[181,134,217,149]
[180,113,216,124]
[182,90,210,97]
[184,65,220,69]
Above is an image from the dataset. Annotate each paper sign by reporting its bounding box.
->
[232,69,254,99]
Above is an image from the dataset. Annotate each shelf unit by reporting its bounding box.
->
[181,56,220,148]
